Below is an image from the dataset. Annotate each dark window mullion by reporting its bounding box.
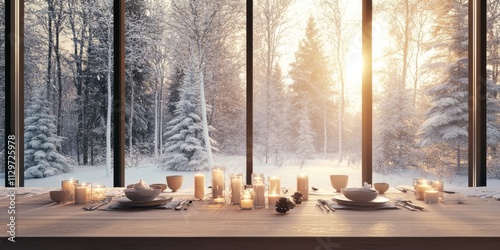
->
[468,0,487,187]
[246,0,253,185]
[113,0,125,187]
[362,0,372,185]
[5,0,24,188]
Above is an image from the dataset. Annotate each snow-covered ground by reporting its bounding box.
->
[1,155,500,199]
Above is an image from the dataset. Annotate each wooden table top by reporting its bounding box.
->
[1,188,499,238]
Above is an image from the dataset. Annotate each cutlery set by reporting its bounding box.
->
[174,198,192,210]
[393,198,425,211]
[317,199,335,212]
[83,197,112,211]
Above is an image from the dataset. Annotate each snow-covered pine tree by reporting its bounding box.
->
[162,62,214,171]
[374,84,419,174]
[268,64,293,167]
[289,16,332,155]
[419,0,468,173]
[24,92,72,178]
[296,102,315,168]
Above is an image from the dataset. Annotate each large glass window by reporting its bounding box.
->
[252,0,362,190]
[373,0,471,187]
[24,0,114,187]
[5,1,497,188]
[124,1,246,190]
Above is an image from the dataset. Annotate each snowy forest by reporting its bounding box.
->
[2,0,500,182]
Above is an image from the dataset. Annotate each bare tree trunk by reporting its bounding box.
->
[323,101,327,159]
[129,83,135,158]
[54,1,64,140]
[106,16,112,177]
[401,0,410,90]
[47,0,54,105]
[154,77,159,161]
[199,70,214,168]
[159,74,164,157]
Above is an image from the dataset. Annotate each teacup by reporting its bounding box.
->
[166,175,183,192]
[330,175,349,193]
[374,182,390,194]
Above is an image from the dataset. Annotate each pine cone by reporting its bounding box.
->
[276,205,289,214]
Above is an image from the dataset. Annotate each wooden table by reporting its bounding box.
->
[1,188,500,249]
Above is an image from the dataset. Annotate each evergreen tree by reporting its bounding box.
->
[419,0,468,173]
[167,67,184,117]
[162,63,214,171]
[24,92,72,178]
[289,16,332,154]
[268,65,293,167]
[374,83,419,174]
[296,102,315,168]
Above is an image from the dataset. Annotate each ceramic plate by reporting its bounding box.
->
[116,196,172,208]
[333,195,388,207]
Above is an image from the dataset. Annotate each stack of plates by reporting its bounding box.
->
[332,195,389,207]
[116,196,172,208]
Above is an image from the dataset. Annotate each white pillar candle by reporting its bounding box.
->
[230,174,243,204]
[61,179,78,201]
[211,168,225,203]
[240,198,253,210]
[416,183,431,201]
[251,173,264,185]
[268,176,280,195]
[425,189,439,204]
[75,184,88,204]
[240,186,254,210]
[194,174,205,200]
[253,183,265,208]
[432,181,444,200]
[268,194,280,207]
[297,175,309,201]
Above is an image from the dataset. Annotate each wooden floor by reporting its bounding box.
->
[1,188,500,249]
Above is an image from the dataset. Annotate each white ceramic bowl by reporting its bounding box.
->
[124,187,161,203]
[341,188,378,202]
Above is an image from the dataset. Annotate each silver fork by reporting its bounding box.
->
[84,197,112,211]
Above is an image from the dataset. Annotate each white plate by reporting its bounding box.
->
[333,195,389,207]
[116,196,172,208]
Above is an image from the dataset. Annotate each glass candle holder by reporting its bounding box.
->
[413,177,425,192]
[431,180,444,201]
[230,174,244,205]
[240,185,254,210]
[61,179,78,202]
[424,188,439,204]
[297,175,309,201]
[415,180,430,201]
[211,167,226,204]
[268,176,280,208]
[251,173,264,185]
[253,175,265,208]
[91,185,106,202]
[75,183,91,204]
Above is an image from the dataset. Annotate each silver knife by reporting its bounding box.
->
[175,199,188,210]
